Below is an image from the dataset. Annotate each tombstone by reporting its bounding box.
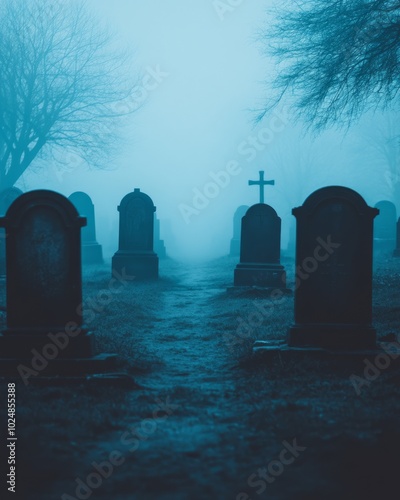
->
[69,191,103,265]
[374,200,397,254]
[0,190,115,372]
[234,204,288,289]
[112,188,158,280]
[0,187,23,276]
[154,215,166,259]
[394,218,400,257]
[288,186,378,349]
[229,205,249,256]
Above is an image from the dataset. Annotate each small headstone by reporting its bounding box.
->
[0,190,115,373]
[288,186,378,349]
[374,200,397,254]
[154,215,167,259]
[112,188,158,280]
[69,191,103,265]
[394,218,400,257]
[229,205,249,256]
[234,204,288,289]
[0,187,23,276]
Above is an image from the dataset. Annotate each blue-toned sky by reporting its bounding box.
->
[19,0,391,259]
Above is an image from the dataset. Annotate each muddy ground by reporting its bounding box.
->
[1,254,400,500]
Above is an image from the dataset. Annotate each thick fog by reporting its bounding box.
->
[16,0,394,261]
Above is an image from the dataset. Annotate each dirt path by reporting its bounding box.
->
[8,257,400,500]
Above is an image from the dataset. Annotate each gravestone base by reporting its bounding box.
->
[0,329,95,359]
[0,330,118,377]
[288,324,376,350]
[82,242,103,265]
[0,353,118,378]
[253,340,400,366]
[234,263,287,289]
[112,251,158,280]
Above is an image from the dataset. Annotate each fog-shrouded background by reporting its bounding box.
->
[15,0,393,261]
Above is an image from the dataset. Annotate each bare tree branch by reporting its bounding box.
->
[259,0,400,128]
[0,0,138,188]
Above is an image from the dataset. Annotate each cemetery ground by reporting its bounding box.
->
[2,255,400,500]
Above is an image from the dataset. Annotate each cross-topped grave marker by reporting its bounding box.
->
[248,170,275,204]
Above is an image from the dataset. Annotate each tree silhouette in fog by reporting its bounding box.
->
[0,0,137,188]
[260,0,400,127]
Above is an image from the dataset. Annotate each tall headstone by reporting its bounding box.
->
[234,204,288,289]
[229,205,249,256]
[0,187,23,276]
[394,217,400,257]
[288,186,378,349]
[154,215,166,259]
[69,191,103,265]
[0,190,115,371]
[112,188,158,280]
[374,200,397,254]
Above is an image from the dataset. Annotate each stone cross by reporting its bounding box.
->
[248,170,275,204]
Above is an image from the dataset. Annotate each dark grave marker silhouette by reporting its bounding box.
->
[234,204,288,289]
[0,190,115,377]
[229,205,249,256]
[0,187,23,276]
[69,191,103,265]
[112,188,158,280]
[288,186,378,349]
[233,171,288,288]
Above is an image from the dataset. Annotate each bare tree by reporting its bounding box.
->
[352,110,400,206]
[0,0,136,189]
[260,0,400,127]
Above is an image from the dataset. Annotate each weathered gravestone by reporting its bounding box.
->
[69,191,103,265]
[394,218,400,257]
[288,186,379,349]
[234,204,288,289]
[374,200,397,254]
[229,205,249,256]
[154,215,166,259]
[0,190,115,376]
[0,187,23,276]
[112,188,158,279]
